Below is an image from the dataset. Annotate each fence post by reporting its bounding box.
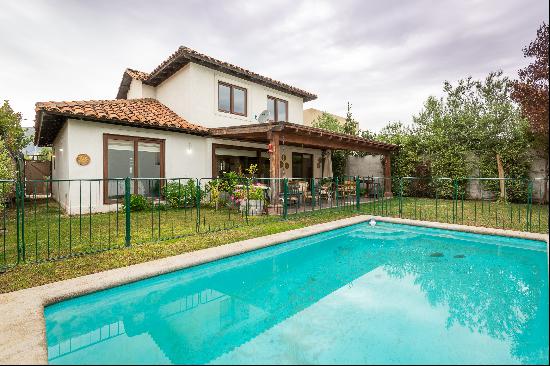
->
[245,179,249,224]
[399,178,403,218]
[283,178,288,219]
[21,178,25,262]
[15,180,21,264]
[335,176,339,208]
[124,177,131,247]
[196,179,201,232]
[452,179,458,224]
[311,178,316,211]
[526,180,533,231]
[355,176,360,210]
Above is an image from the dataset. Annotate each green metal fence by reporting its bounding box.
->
[0,176,548,272]
[359,177,549,233]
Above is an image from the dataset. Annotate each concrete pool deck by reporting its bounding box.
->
[0,215,548,364]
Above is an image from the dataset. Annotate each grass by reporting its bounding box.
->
[0,196,547,293]
[0,206,358,293]
[1,200,268,267]
[359,197,549,233]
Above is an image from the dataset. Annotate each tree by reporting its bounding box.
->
[312,105,366,178]
[0,100,30,159]
[312,112,346,178]
[512,23,549,202]
[377,72,533,201]
[343,102,359,136]
[312,111,343,133]
[0,140,15,208]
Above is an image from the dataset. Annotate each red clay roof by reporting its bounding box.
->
[125,68,149,81]
[35,98,207,145]
[117,46,317,102]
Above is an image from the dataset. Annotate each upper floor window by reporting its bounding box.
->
[267,96,288,122]
[218,82,247,116]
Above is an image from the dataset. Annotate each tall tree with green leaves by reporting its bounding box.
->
[0,100,30,159]
[343,102,359,136]
[312,111,347,178]
[377,72,532,201]
[512,22,549,201]
[312,111,343,133]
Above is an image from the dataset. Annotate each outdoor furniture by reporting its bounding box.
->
[337,180,356,198]
[319,182,333,201]
[363,177,374,197]
[288,180,307,206]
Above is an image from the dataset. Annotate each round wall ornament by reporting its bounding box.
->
[76,153,91,166]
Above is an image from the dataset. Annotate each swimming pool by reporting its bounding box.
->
[45,221,548,365]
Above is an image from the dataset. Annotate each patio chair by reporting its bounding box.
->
[319,182,333,202]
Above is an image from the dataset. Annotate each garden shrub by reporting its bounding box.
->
[164,180,199,208]
[231,183,266,204]
[0,141,15,209]
[122,194,150,211]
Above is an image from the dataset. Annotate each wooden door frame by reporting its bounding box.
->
[103,133,165,204]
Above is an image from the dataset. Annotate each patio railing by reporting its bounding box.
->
[0,176,548,271]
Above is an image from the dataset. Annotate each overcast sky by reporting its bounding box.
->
[1,0,548,132]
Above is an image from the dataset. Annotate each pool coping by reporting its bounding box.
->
[0,215,547,364]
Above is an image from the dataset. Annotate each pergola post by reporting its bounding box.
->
[268,131,281,200]
[384,153,393,198]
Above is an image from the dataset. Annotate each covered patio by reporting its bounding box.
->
[210,122,398,212]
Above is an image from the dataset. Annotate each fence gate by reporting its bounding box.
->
[24,160,51,195]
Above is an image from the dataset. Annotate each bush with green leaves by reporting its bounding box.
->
[163,180,199,208]
[0,140,15,209]
[121,194,150,212]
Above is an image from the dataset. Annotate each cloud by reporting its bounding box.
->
[0,0,547,131]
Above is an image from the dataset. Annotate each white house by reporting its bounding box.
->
[34,46,396,213]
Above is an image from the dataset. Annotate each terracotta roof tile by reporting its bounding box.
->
[35,98,207,134]
[125,68,149,81]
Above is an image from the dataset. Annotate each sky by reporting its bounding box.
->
[0,0,548,132]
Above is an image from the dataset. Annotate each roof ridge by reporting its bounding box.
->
[36,98,159,106]
[133,45,317,101]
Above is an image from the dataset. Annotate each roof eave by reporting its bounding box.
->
[34,109,209,146]
[145,48,318,102]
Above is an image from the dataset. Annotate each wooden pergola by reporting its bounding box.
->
[210,122,398,197]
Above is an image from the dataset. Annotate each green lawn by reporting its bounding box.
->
[1,200,276,268]
[0,208,358,293]
[359,197,549,233]
[0,196,547,293]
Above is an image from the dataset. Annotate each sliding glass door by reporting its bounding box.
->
[106,139,134,200]
[104,134,164,202]
[137,141,162,197]
[292,152,313,179]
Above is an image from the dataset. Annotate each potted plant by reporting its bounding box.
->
[234,183,265,216]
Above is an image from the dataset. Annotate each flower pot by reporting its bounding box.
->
[239,199,264,216]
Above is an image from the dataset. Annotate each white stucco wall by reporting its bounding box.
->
[127,79,156,99]
[136,63,305,127]
[51,122,70,207]
[51,119,330,214]
[53,119,208,213]
[67,119,208,179]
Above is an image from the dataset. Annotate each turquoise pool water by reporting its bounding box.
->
[45,222,548,365]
